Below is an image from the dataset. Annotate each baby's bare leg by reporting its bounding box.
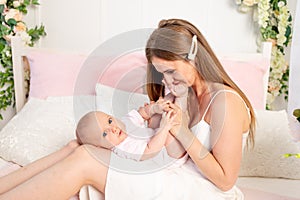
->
[165,133,186,159]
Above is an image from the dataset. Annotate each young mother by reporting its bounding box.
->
[0,18,255,199]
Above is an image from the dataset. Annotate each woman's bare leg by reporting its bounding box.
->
[0,144,111,200]
[0,140,80,194]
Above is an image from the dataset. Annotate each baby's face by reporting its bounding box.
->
[96,112,127,146]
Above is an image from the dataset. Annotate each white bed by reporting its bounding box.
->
[0,35,300,200]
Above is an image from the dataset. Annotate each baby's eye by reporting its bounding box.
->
[103,132,107,137]
[108,118,113,124]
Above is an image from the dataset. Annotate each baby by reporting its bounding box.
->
[76,98,186,161]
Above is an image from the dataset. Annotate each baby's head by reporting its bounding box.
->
[76,111,127,149]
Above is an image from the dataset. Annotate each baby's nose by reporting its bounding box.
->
[111,126,118,134]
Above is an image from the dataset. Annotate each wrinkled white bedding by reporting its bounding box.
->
[0,96,95,166]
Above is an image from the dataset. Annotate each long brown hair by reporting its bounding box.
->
[145,18,255,147]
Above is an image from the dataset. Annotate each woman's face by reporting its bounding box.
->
[151,56,198,92]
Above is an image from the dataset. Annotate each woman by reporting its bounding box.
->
[0,18,254,200]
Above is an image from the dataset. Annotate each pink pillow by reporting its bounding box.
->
[98,51,148,93]
[97,51,269,109]
[27,51,87,99]
[220,57,269,110]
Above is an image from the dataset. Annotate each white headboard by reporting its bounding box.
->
[11,36,30,113]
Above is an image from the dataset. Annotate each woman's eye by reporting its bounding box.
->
[108,118,113,124]
[165,70,175,74]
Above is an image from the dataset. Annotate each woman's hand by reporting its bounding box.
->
[168,103,190,138]
[66,139,80,149]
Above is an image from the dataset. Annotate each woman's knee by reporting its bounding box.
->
[71,145,110,192]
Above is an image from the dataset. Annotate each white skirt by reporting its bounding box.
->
[105,153,244,200]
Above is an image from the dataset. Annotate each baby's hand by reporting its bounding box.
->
[159,110,178,131]
[149,97,171,115]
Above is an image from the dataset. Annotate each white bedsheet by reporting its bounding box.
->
[237,177,300,199]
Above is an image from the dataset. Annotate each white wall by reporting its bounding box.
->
[288,0,300,115]
[27,0,258,54]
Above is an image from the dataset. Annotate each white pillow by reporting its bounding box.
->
[0,96,95,166]
[240,110,300,179]
[95,83,149,118]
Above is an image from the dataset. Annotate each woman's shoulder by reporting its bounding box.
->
[209,83,248,113]
[210,83,235,94]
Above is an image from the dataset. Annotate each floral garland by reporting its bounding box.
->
[0,0,46,120]
[235,0,292,109]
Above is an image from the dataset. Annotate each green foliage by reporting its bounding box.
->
[293,109,300,123]
[27,24,46,46]
[284,153,300,158]
[0,1,46,120]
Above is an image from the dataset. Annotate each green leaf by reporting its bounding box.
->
[7,18,17,26]
[283,153,292,158]
[0,43,5,52]
[0,5,4,14]
[31,0,40,5]
[293,109,300,118]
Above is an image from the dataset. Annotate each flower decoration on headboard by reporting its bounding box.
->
[0,0,46,120]
[235,0,293,110]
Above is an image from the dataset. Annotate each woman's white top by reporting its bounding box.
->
[105,90,249,200]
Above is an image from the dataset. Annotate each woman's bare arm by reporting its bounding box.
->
[169,93,249,191]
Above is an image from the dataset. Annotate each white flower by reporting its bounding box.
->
[17,31,32,46]
[238,4,252,13]
[278,1,285,8]
[5,9,23,22]
[0,0,7,5]
[236,0,242,5]
[243,0,255,6]
[13,1,21,8]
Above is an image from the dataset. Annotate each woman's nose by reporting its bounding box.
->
[163,74,173,85]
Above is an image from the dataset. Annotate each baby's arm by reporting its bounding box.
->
[165,133,186,159]
[140,110,177,161]
[138,97,171,129]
